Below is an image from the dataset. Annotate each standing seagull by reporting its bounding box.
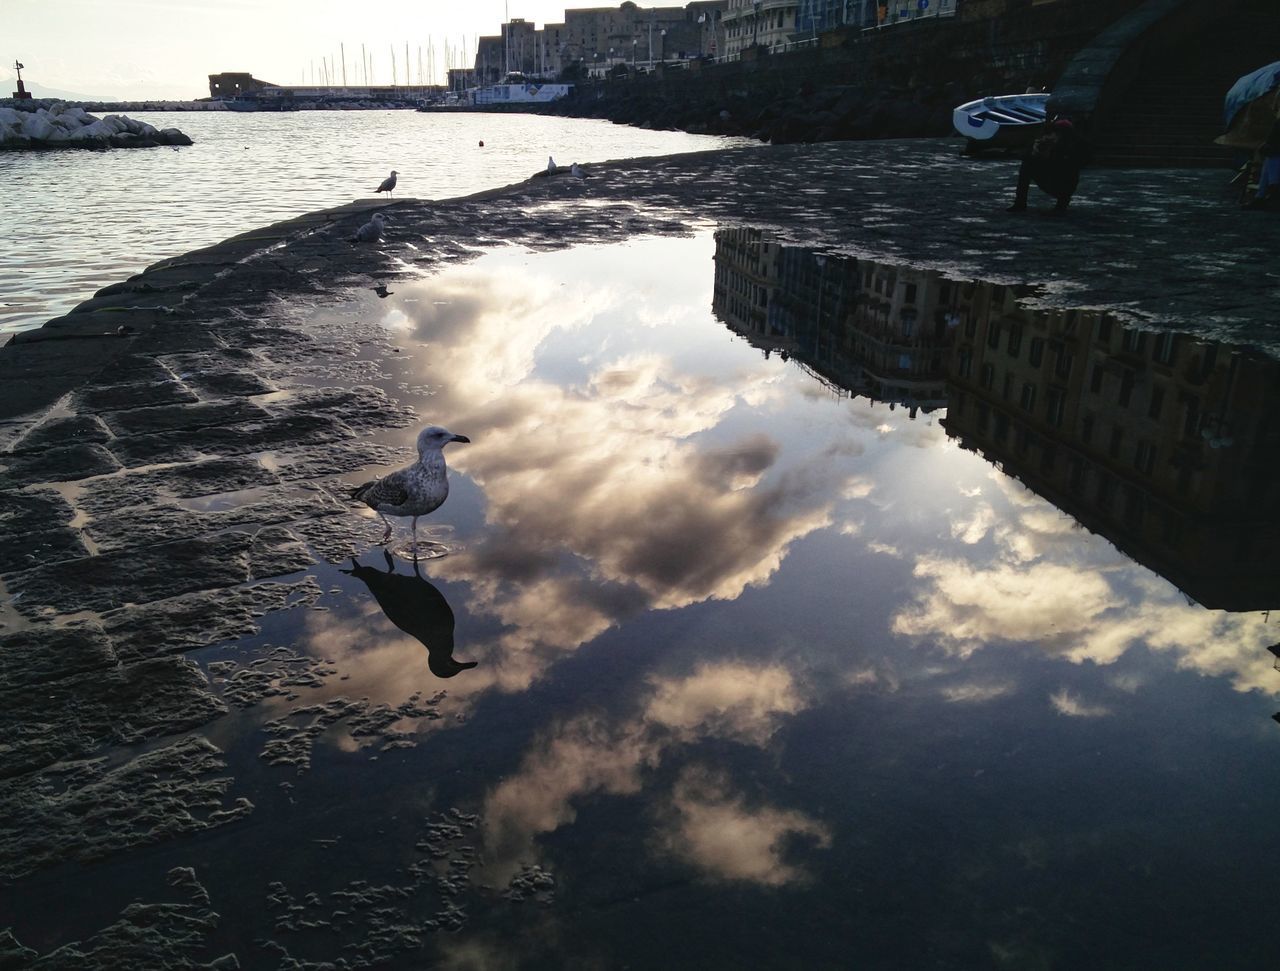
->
[351,212,387,243]
[350,425,470,549]
[570,162,584,179]
[546,156,557,174]
[375,169,398,197]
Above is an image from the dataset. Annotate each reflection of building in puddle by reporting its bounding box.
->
[946,294,1280,611]
[711,227,958,412]
[713,228,1280,612]
[341,550,478,678]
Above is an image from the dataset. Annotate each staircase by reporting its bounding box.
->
[1091,0,1280,167]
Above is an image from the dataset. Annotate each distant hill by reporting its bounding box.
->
[2,77,117,102]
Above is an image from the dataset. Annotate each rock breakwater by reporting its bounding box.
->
[0,103,193,150]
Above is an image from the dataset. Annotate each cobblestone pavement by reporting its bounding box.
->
[0,137,1275,964]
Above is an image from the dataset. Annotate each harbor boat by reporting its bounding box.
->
[470,73,574,106]
[952,92,1050,154]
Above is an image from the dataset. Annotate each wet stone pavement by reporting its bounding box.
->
[1,138,1278,968]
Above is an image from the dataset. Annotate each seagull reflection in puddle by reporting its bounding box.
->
[341,550,478,679]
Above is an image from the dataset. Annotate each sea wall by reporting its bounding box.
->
[541,0,1148,142]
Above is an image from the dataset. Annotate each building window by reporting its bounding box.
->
[1054,348,1073,380]
[987,324,1003,349]
[1090,363,1104,394]
[1029,337,1044,367]
[1152,332,1175,364]
[1007,324,1022,357]
[1045,387,1066,428]
[1181,394,1200,438]
[904,284,917,304]
[1148,386,1164,420]
[980,362,994,390]
[964,315,977,338]
[1096,317,1112,344]
[957,349,973,379]
[1118,370,1135,408]
[1019,383,1036,412]
[1109,425,1123,459]
[1134,440,1156,475]
[1081,412,1095,444]
[1002,373,1013,401]
[1121,329,1145,355]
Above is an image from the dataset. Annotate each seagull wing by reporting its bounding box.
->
[351,468,412,509]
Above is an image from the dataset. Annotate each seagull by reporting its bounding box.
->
[570,162,584,179]
[375,169,398,196]
[351,212,387,243]
[546,156,557,174]
[350,425,470,549]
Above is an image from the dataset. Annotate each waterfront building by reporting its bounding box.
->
[944,296,1280,610]
[712,230,957,409]
[721,0,800,57]
[474,36,505,84]
[502,19,539,76]
[206,72,438,103]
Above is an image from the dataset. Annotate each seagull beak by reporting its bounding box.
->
[450,434,471,444]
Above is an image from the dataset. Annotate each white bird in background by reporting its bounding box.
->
[375,169,398,196]
[350,426,471,547]
[570,162,584,179]
[547,156,557,174]
[351,212,387,243]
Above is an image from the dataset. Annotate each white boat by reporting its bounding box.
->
[471,74,573,106]
[952,93,1050,153]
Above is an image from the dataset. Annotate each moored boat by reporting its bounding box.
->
[952,92,1050,154]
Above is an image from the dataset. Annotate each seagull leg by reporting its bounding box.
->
[378,512,393,545]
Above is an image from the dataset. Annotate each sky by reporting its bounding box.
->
[5,0,627,99]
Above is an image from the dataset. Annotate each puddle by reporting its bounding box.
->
[4,228,1279,968]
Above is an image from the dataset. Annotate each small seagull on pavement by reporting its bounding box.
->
[350,425,470,549]
[570,162,584,179]
[375,169,398,196]
[546,155,557,174]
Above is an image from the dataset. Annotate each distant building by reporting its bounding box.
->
[208,72,272,99]
[721,0,800,56]
[478,3,727,82]
[206,72,438,103]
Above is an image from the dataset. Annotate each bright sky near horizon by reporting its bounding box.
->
[6,0,629,99]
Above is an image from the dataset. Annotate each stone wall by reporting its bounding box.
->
[541,0,1148,141]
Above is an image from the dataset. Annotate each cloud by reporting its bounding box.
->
[656,765,831,886]
[478,662,813,880]
[644,662,805,745]
[1049,689,1111,718]
[940,681,1017,704]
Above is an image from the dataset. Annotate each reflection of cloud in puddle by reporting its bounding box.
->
[657,765,831,886]
[383,253,846,692]
[940,681,1017,704]
[1049,689,1111,718]
[950,502,997,545]
[480,662,814,882]
[645,662,804,745]
[867,542,902,558]
[892,481,1278,693]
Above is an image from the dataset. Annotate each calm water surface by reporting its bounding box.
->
[0,110,751,334]
[6,229,1279,968]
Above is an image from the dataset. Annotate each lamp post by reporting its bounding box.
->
[659,28,666,66]
[632,38,637,72]
[753,0,761,49]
